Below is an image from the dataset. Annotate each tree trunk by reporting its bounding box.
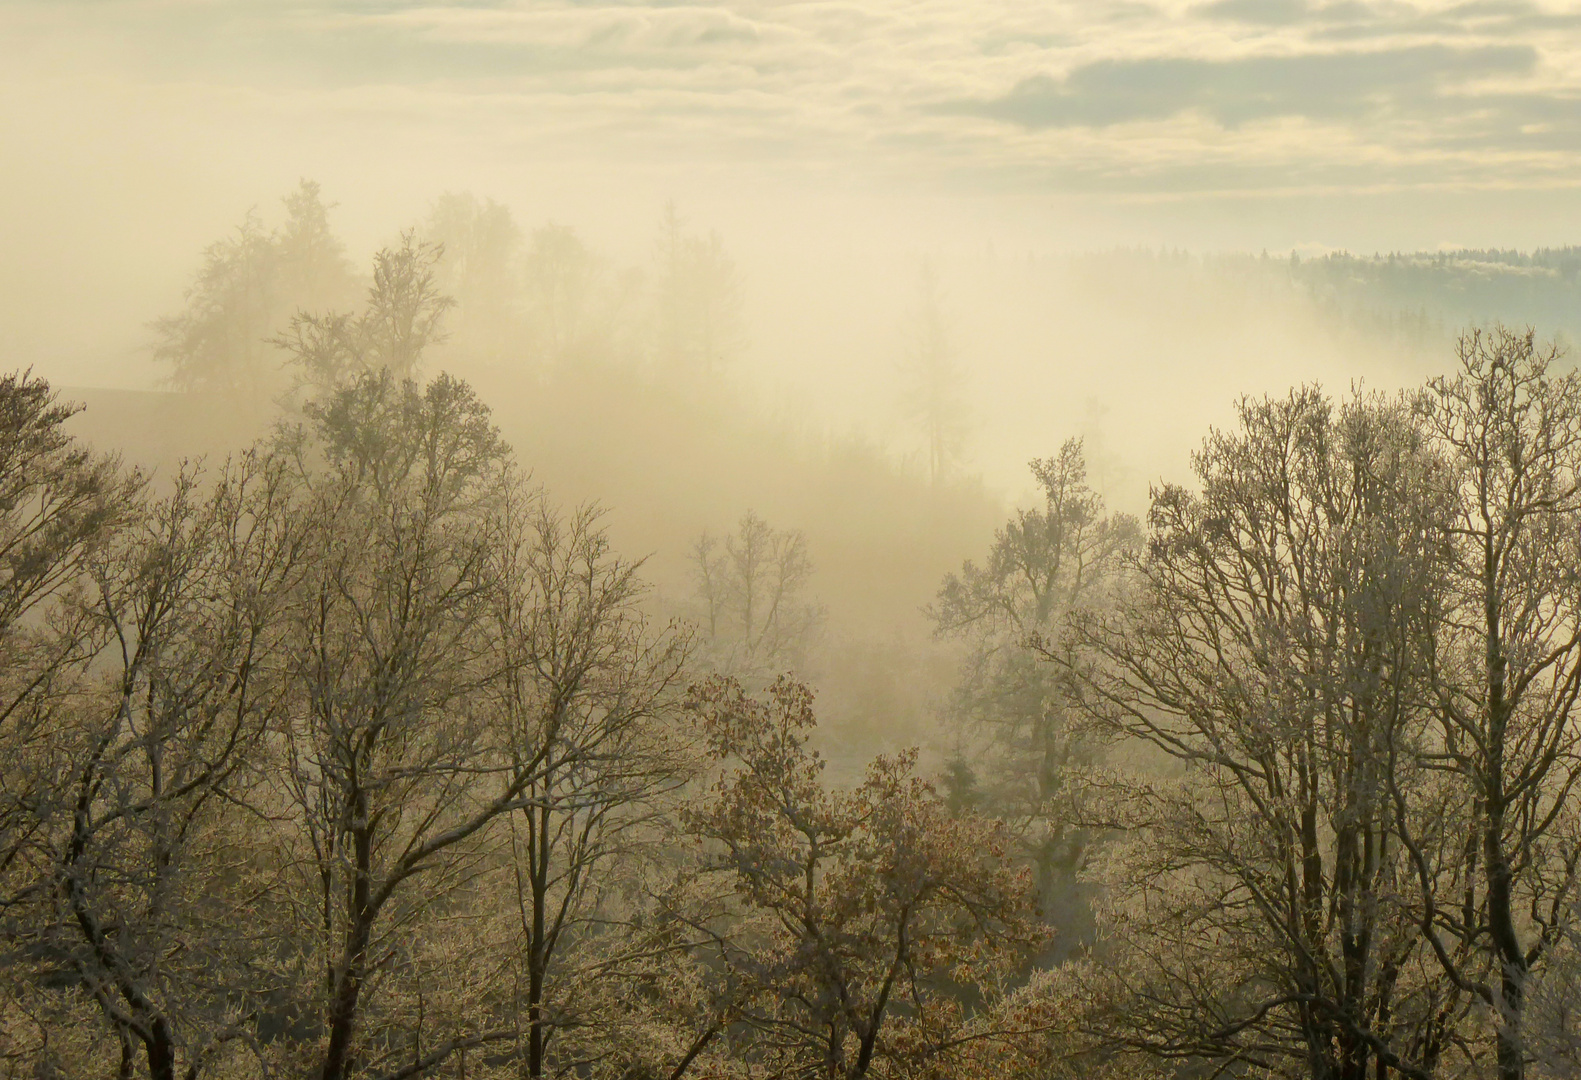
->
[144,1017,178,1080]
[320,918,371,1080]
[320,820,375,1080]
[1484,543,1525,1080]
[527,800,550,1079]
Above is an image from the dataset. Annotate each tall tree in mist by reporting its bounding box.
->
[523,224,612,366]
[1408,326,1581,1080]
[689,511,824,682]
[269,372,539,1080]
[425,193,522,361]
[654,203,745,375]
[276,181,357,312]
[1072,388,1464,1079]
[931,439,1135,935]
[153,212,277,402]
[361,235,454,380]
[154,181,355,405]
[487,490,692,1079]
[899,264,969,488]
[273,232,455,395]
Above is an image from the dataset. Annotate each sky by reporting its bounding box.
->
[12,2,1581,245]
[2,0,1580,496]
[7,1,1580,225]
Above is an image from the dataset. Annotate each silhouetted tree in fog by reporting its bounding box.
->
[654,203,744,375]
[899,264,969,488]
[276,181,357,313]
[153,212,278,402]
[154,181,355,406]
[523,224,608,366]
[425,193,521,361]
[274,232,454,395]
[360,234,455,381]
[689,511,823,682]
[931,439,1136,935]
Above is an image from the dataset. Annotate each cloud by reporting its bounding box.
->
[1195,0,1581,39]
[1195,0,1417,26]
[1197,0,1324,26]
[944,44,1539,129]
[3,0,1580,203]
[1445,0,1581,29]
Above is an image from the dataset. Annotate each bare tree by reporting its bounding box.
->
[0,372,141,896]
[485,488,692,1078]
[1406,326,1581,1080]
[899,264,969,488]
[362,233,456,380]
[931,439,1137,930]
[275,232,455,395]
[270,371,532,1080]
[0,374,143,1074]
[1073,387,1465,1079]
[0,372,136,666]
[690,511,823,682]
[8,453,302,1080]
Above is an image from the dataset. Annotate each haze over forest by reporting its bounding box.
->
[7,3,1581,1080]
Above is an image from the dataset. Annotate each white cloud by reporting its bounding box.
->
[3,0,1580,216]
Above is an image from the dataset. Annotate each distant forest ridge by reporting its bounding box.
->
[1082,244,1581,350]
[1286,247,1581,342]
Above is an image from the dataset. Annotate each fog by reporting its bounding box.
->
[7,4,1581,1077]
[7,1,1580,746]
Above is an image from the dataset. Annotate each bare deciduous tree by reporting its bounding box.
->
[270,371,529,1080]
[10,453,302,1080]
[1407,326,1581,1080]
[275,232,455,395]
[486,488,693,1078]
[931,439,1137,930]
[690,512,823,683]
[1073,388,1464,1079]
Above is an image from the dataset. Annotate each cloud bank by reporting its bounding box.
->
[5,0,1580,197]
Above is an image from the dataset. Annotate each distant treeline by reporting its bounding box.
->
[1071,245,1581,353]
[1283,247,1581,346]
